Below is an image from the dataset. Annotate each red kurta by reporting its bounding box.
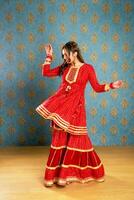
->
[36,62,115,186]
[36,63,113,135]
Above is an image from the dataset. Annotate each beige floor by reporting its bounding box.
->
[0,146,134,200]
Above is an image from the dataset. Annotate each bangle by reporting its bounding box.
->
[46,54,52,60]
[43,54,53,64]
[45,58,51,62]
[104,83,110,91]
[109,82,115,89]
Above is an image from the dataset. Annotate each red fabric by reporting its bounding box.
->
[44,127,105,186]
[37,63,107,186]
[42,63,113,91]
[36,63,114,135]
[110,82,115,89]
[42,64,60,77]
[46,54,53,60]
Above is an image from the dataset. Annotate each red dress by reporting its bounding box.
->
[36,62,114,186]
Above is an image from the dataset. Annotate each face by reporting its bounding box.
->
[62,48,77,64]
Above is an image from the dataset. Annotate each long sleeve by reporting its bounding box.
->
[41,53,60,77]
[42,64,60,77]
[88,64,114,92]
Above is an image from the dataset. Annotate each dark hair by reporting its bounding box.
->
[59,41,84,76]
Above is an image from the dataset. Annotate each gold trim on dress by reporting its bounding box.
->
[104,83,110,91]
[46,165,60,170]
[53,123,64,130]
[65,65,82,84]
[67,146,94,152]
[44,176,105,186]
[50,144,94,152]
[36,106,69,129]
[46,162,102,170]
[69,125,88,131]
[36,105,88,135]
[61,163,102,170]
[49,149,57,166]
[51,144,66,149]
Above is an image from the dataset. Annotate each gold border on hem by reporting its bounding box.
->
[39,105,87,130]
[53,123,63,130]
[67,146,94,152]
[51,145,66,149]
[50,144,94,152]
[44,176,105,186]
[46,162,102,170]
[36,105,88,135]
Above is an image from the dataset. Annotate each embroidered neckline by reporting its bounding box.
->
[65,63,85,84]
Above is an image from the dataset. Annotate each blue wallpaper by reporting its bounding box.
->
[0,0,134,146]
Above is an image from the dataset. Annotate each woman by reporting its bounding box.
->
[36,41,123,187]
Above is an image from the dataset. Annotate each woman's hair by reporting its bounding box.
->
[59,41,84,76]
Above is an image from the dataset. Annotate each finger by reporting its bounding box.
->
[49,44,52,50]
[118,80,122,86]
[120,81,123,87]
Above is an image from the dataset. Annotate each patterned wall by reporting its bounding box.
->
[0,0,134,147]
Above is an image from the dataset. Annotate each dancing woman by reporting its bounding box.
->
[36,41,123,187]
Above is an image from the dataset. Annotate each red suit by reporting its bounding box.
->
[36,62,114,186]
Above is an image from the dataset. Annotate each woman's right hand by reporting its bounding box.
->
[112,80,123,89]
[44,44,53,56]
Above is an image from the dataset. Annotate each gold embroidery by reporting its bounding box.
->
[69,125,87,131]
[53,123,63,130]
[50,144,94,152]
[46,162,102,170]
[67,146,94,152]
[46,165,60,170]
[65,85,71,91]
[51,144,66,149]
[66,163,103,169]
[49,149,57,166]
[44,176,105,186]
[65,65,83,84]
[104,83,110,91]
[36,105,88,135]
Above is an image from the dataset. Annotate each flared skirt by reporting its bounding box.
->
[36,90,88,135]
[44,124,105,186]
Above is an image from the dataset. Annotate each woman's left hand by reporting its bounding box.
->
[44,44,53,56]
[112,80,123,89]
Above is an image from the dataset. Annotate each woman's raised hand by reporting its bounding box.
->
[44,44,53,56]
[112,80,123,89]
